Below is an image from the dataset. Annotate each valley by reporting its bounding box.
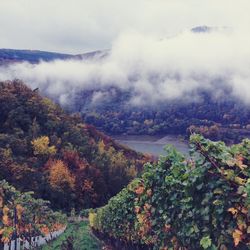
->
[0,1,250,248]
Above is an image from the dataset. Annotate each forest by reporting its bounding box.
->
[0,80,149,212]
[68,89,250,143]
[0,80,249,249]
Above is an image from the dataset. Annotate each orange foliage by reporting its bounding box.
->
[135,185,145,195]
[16,204,24,220]
[48,160,75,191]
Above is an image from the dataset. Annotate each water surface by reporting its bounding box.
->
[113,135,189,156]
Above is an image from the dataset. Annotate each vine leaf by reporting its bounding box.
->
[200,236,212,249]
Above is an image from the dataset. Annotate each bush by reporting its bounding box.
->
[0,180,67,244]
[90,135,250,249]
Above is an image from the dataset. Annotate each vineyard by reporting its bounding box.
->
[0,180,66,249]
[90,135,250,249]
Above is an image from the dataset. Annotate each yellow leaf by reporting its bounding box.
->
[226,159,236,167]
[234,177,246,185]
[232,229,243,246]
[3,206,9,215]
[223,169,234,180]
[137,214,144,224]
[2,215,8,225]
[228,207,238,215]
[213,188,223,194]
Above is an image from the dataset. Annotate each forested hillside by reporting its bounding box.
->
[0,80,149,212]
[90,135,250,249]
[76,90,250,143]
[2,48,250,144]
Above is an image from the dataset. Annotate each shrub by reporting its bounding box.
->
[91,135,250,249]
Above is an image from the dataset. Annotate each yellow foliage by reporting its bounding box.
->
[16,204,24,220]
[42,97,57,113]
[109,149,128,171]
[3,206,9,215]
[32,136,56,156]
[89,212,96,227]
[2,215,8,225]
[234,177,246,185]
[98,140,106,155]
[48,160,75,191]
[127,165,137,178]
[2,148,12,158]
[2,206,9,225]
[228,207,238,215]
[232,229,243,246]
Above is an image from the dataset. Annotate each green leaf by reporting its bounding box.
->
[200,236,212,249]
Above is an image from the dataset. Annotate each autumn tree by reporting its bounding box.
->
[47,160,75,210]
[31,136,56,156]
[48,160,75,191]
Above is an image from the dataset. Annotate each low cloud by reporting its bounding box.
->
[1,27,250,107]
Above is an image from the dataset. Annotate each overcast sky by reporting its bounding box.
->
[0,0,250,54]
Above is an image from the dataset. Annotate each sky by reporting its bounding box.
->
[1,0,250,107]
[0,0,250,54]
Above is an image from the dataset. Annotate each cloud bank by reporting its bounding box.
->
[1,0,250,53]
[1,27,250,107]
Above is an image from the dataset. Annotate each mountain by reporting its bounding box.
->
[0,26,226,64]
[0,80,149,212]
[191,25,213,33]
[0,48,107,64]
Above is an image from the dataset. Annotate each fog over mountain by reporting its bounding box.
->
[0,27,250,108]
[1,0,250,53]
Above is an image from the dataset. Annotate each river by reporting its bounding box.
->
[113,135,189,156]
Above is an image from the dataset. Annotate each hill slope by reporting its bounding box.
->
[72,89,250,143]
[0,80,148,212]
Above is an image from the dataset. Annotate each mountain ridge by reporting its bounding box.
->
[0,48,107,64]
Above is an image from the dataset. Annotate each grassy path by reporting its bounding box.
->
[42,221,102,250]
